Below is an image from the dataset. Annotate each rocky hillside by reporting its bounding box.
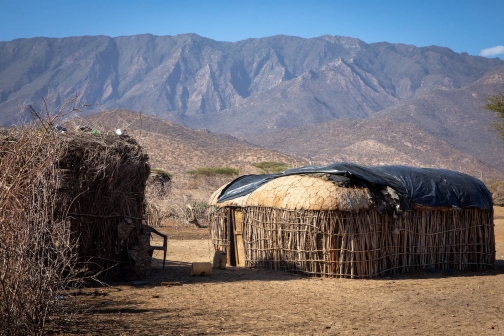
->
[3,33,503,182]
[70,110,305,176]
[1,34,502,133]
[246,66,504,180]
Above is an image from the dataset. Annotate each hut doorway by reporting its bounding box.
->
[227,208,246,267]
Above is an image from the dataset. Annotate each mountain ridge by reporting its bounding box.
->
[1,33,502,129]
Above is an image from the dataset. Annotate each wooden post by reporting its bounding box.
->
[227,208,236,266]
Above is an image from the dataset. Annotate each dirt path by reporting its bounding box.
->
[53,208,504,335]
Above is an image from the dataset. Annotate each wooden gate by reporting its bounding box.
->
[227,208,246,267]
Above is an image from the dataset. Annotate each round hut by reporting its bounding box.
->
[208,163,495,278]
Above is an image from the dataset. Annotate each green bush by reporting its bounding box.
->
[252,161,289,174]
[150,167,173,179]
[187,167,239,177]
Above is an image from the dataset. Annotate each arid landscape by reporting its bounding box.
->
[49,207,504,335]
[70,110,305,177]
[2,14,504,336]
[2,34,504,180]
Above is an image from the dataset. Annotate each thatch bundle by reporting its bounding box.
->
[0,128,151,276]
[208,170,495,278]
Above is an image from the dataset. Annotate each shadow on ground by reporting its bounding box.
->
[127,256,504,288]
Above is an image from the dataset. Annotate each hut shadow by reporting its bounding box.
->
[146,259,304,285]
[373,259,504,281]
[100,258,504,287]
[149,258,504,283]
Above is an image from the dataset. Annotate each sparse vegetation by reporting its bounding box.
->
[185,201,209,228]
[252,161,289,174]
[484,91,504,139]
[150,167,173,179]
[187,167,239,177]
[486,180,504,206]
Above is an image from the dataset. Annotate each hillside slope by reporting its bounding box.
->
[372,65,504,169]
[70,110,305,176]
[246,66,504,180]
[246,117,504,180]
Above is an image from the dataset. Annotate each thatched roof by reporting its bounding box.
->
[214,163,493,211]
[209,175,372,211]
[208,184,249,208]
[246,175,371,211]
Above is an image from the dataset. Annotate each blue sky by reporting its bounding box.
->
[1,0,503,58]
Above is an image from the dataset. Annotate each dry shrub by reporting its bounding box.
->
[0,95,151,335]
[149,173,236,228]
[486,180,504,206]
[181,174,237,227]
[187,166,239,177]
[145,176,172,227]
[0,125,81,335]
[252,161,288,173]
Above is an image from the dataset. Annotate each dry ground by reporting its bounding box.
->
[52,208,504,335]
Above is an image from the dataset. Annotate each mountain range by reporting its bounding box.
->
[1,33,504,179]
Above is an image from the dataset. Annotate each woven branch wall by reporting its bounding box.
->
[209,208,229,252]
[0,129,151,278]
[59,133,151,276]
[209,206,495,278]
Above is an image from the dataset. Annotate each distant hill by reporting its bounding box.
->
[246,66,504,180]
[247,117,504,180]
[1,34,502,134]
[370,65,504,170]
[70,110,306,176]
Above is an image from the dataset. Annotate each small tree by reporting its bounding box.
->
[484,91,504,138]
[187,167,239,177]
[252,161,289,174]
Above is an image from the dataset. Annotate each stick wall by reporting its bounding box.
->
[209,206,495,278]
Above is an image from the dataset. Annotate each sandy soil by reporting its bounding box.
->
[51,208,504,335]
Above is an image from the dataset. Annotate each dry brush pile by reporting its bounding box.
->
[0,126,76,335]
[0,115,150,335]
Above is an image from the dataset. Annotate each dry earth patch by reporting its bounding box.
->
[51,207,504,335]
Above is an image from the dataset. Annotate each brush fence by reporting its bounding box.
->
[208,177,495,278]
[0,129,152,277]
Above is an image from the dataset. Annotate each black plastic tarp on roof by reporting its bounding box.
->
[216,162,493,210]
